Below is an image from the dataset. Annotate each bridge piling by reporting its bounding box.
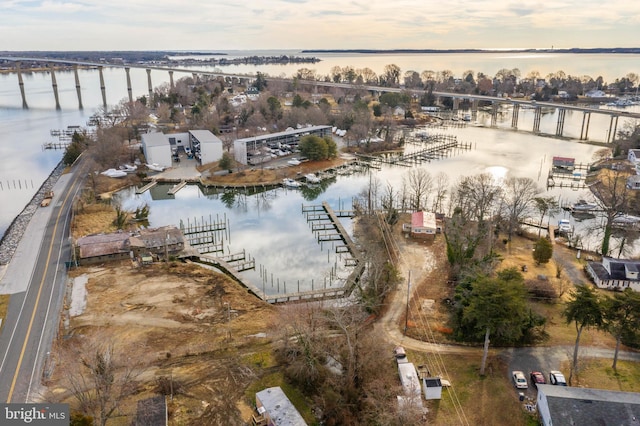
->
[98,66,107,108]
[511,103,520,129]
[73,65,83,109]
[48,64,61,110]
[15,62,28,109]
[169,70,174,89]
[125,67,133,103]
[556,108,566,136]
[580,112,591,140]
[146,69,153,106]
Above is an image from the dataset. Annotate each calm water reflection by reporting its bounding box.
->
[113,117,619,296]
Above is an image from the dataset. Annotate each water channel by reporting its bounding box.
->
[2,52,640,295]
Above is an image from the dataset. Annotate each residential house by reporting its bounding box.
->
[626,175,640,189]
[404,211,438,240]
[75,226,185,265]
[254,387,307,426]
[536,384,640,426]
[585,256,640,292]
[75,232,132,265]
[628,149,640,164]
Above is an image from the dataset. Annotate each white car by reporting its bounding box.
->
[549,370,567,386]
[512,370,528,389]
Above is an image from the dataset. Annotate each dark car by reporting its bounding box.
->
[530,371,546,387]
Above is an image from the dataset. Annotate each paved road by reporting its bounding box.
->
[0,163,84,402]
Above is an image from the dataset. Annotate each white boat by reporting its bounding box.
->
[612,214,640,227]
[557,219,573,234]
[305,173,321,184]
[101,168,127,178]
[571,199,597,212]
[282,178,302,188]
[146,163,165,172]
[119,164,137,173]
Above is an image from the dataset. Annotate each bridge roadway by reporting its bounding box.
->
[1,56,639,140]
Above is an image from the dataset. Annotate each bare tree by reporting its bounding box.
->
[431,172,449,213]
[403,168,433,212]
[589,168,633,255]
[501,177,541,241]
[64,339,140,426]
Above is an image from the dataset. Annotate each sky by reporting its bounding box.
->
[2,0,640,51]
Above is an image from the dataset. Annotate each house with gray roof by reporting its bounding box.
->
[585,256,640,292]
[536,384,640,426]
[254,386,307,426]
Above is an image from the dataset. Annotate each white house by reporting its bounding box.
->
[628,149,640,164]
[536,384,640,426]
[585,256,640,292]
[255,387,307,426]
[626,175,640,189]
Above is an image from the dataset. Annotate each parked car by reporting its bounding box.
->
[530,371,546,387]
[549,370,567,386]
[512,370,528,389]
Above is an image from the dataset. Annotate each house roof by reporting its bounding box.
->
[234,125,331,144]
[141,132,169,148]
[538,384,640,426]
[129,226,184,250]
[76,232,131,259]
[189,130,222,145]
[411,211,437,229]
[256,387,307,426]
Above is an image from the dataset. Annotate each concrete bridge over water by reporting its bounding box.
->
[2,56,640,143]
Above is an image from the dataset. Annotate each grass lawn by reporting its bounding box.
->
[564,358,640,392]
[409,351,537,426]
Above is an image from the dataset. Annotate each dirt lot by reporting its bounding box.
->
[46,261,275,425]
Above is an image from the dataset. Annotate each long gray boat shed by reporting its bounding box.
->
[233,125,332,165]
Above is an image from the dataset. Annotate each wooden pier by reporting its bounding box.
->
[180,215,228,254]
[168,180,187,195]
[136,180,157,194]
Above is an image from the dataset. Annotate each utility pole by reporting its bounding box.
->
[404,270,411,335]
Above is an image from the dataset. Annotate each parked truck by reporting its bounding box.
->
[41,190,54,207]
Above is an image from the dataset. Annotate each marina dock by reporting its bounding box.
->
[136,180,157,194]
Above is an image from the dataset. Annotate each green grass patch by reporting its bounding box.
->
[408,351,536,426]
[571,358,640,392]
[0,294,10,332]
[241,350,276,369]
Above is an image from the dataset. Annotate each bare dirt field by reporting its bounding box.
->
[45,261,275,425]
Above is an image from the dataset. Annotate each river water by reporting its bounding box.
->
[1,51,639,293]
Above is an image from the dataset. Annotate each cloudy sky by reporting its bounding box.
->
[2,0,639,51]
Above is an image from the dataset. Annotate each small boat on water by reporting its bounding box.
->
[282,178,302,188]
[146,163,165,172]
[101,168,127,178]
[305,173,321,184]
[571,199,597,212]
[612,214,640,227]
